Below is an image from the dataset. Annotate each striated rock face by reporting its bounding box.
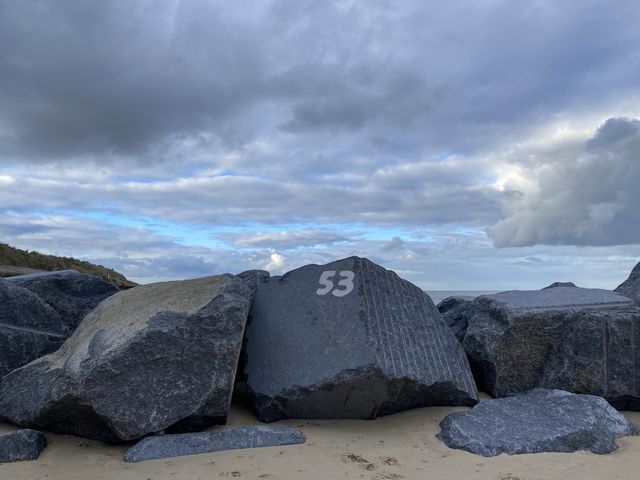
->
[616,261,640,306]
[124,426,305,462]
[7,270,118,330]
[462,287,640,409]
[0,429,47,464]
[437,296,475,342]
[243,256,478,422]
[437,389,637,456]
[0,275,251,442]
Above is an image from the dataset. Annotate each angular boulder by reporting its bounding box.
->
[124,426,305,462]
[616,261,640,306]
[0,429,47,463]
[0,275,251,442]
[437,389,636,456]
[462,287,640,409]
[243,256,478,422]
[7,270,118,330]
[0,281,68,377]
[437,296,475,342]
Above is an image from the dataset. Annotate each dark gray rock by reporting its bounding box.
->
[616,261,640,306]
[0,275,252,442]
[0,429,47,463]
[7,270,118,331]
[0,281,67,378]
[543,282,577,289]
[437,389,637,456]
[243,256,478,422]
[461,287,640,409]
[437,296,475,342]
[124,426,305,462]
[236,270,270,300]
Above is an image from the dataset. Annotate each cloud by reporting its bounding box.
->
[229,230,357,249]
[490,117,640,247]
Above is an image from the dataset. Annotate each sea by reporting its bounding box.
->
[426,290,499,305]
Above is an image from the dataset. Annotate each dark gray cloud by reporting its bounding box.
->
[490,117,640,247]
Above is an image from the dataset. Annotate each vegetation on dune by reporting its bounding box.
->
[0,243,137,289]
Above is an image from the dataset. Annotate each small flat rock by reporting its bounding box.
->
[243,256,477,422]
[616,261,640,306]
[0,275,252,442]
[0,429,47,463]
[124,426,305,462]
[437,389,637,456]
[459,287,640,408]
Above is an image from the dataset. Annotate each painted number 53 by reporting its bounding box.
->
[316,270,355,297]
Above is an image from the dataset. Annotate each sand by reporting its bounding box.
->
[1,396,639,480]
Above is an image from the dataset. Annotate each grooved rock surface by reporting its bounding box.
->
[0,275,251,442]
[124,426,305,462]
[0,429,47,463]
[616,261,640,306]
[437,296,475,342]
[243,256,478,422]
[437,389,637,456]
[461,287,640,409]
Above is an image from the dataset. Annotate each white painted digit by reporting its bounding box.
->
[332,270,355,297]
[316,270,336,295]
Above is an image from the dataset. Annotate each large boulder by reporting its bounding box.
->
[0,275,251,442]
[7,270,118,330]
[437,296,475,342]
[437,389,636,456]
[616,261,640,306]
[124,426,305,462]
[0,429,47,463]
[243,256,478,422]
[462,287,640,409]
[0,281,68,377]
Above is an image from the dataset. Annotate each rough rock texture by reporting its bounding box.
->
[7,270,118,330]
[616,261,640,306]
[124,426,305,462]
[0,281,68,377]
[437,296,475,342]
[244,256,478,422]
[543,282,577,289]
[461,287,640,409]
[236,270,270,300]
[0,275,252,442]
[437,389,637,456]
[0,429,47,463]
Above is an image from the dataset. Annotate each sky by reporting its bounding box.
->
[1,0,639,290]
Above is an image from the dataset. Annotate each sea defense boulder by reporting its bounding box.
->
[243,256,478,422]
[0,429,47,464]
[462,287,640,409]
[616,261,640,306]
[124,426,305,462]
[0,275,251,442]
[437,296,475,342]
[0,271,117,378]
[437,389,636,456]
[7,270,118,330]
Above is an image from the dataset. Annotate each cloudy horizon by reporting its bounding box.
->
[1,0,639,290]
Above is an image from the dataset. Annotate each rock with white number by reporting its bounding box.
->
[437,389,636,456]
[0,429,47,464]
[616,261,640,306]
[243,256,478,422]
[462,287,640,409]
[0,275,251,442]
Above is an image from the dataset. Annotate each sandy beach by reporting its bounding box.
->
[2,394,639,480]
